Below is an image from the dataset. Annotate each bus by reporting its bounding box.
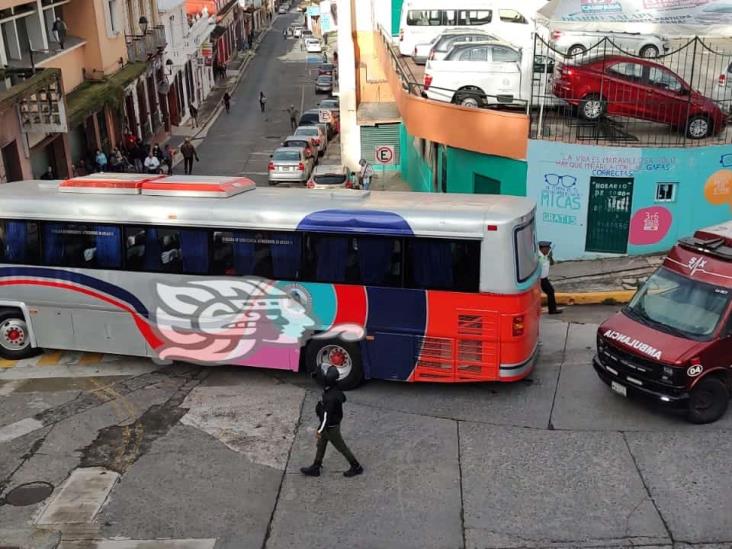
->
[0,174,540,389]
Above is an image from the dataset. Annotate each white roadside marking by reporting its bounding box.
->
[59,540,217,549]
[36,467,120,525]
[0,417,44,443]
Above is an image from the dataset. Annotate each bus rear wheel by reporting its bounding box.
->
[0,311,36,360]
[687,376,729,424]
[306,339,364,390]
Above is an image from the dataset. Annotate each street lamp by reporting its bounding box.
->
[139,16,148,35]
[165,58,174,75]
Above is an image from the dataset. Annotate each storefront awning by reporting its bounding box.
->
[66,63,147,127]
[210,25,227,40]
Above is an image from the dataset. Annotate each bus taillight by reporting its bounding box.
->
[512,315,525,337]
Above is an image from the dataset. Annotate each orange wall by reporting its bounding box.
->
[38,43,86,91]
[64,0,127,82]
[355,31,394,104]
[375,31,529,161]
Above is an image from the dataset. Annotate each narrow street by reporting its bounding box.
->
[193,13,324,183]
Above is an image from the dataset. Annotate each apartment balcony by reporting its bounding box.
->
[126,26,167,63]
[4,35,86,70]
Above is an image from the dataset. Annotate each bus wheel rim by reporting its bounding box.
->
[0,319,29,351]
[317,345,353,379]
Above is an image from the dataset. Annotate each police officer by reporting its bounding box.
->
[539,240,562,315]
[301,366,363,478]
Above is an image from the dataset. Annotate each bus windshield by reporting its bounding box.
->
[626,267,731,340]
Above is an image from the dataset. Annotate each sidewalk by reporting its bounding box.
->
[549,253,665,305]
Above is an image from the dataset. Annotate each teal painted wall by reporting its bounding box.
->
[445,147,528,196]
[399,124,433,192]
[391,0,404,35]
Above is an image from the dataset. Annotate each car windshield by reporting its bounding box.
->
[625,267,731,339]
[314,174,347,185]
[296,128,317,136]
[285,140,309,148]
[273,150,301,161]
[320,100,337,108]
[317,76,331,83]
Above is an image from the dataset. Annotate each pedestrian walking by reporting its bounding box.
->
[180,137,199,175]
[189,103,199,128]
[286,105,299,131]
[259,91,267,112]
[322,51,328,63]
[358,158,374,190]
[223,92,231,113]
[248,33,253,49]
[300,366,363,478]
[163,144,176,175]
[539,241,562,315]
[144,152,160,174]
[283,28,288,39]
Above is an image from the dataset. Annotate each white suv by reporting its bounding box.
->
[549,30,669,58]
[423,41,524,108]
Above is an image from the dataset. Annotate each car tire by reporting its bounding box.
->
[0,310,39,360]
[639,45,660,58]
[567,44,586,57]
[686,115,712,139]
[579,94,606,121]
[454,90,483,109]
[687,376,729,424]
[306,339,364,391]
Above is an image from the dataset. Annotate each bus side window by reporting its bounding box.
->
[43,223,121,269]
[405,238,480,292]
[0,220,40,265]
[214,230,301,280]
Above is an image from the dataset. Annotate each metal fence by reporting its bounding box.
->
[531,34,732,147]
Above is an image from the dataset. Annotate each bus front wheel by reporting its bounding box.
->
[0,310,37,360]
[687,376,729,424]
[306,339,364,391]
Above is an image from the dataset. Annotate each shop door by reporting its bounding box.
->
[585,177,634,254]
[1,141,23,182]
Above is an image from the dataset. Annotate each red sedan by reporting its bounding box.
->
[553,55,726,139]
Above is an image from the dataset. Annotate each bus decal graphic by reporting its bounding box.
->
[153,278,318,364]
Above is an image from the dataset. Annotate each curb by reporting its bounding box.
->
[542,290,637,307]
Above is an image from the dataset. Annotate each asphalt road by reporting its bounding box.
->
[194,12,323,184]
[1,304,731,548]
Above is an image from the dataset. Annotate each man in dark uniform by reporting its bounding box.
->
[301,366,363,478]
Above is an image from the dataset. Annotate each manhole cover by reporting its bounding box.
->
[4,481,54,506]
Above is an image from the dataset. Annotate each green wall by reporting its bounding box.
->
[444,147,528,196]
[399,124,433,192]
[391,0,404,35]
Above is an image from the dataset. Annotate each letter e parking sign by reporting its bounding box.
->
[375,145,395,165]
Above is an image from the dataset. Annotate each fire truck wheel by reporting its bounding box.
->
[687,376,729,424]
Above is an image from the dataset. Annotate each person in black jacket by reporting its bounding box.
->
[301,366,363,478]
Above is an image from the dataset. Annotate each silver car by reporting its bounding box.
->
[268,147,313,185]
[414,28,497,65]
[315,74,333,94]
[550,30,669,58]
[306,165,353,190]
[294,125,327,155]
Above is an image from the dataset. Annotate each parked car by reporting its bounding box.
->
[268,147,313,185]
[712,61,732,113]
[423,41,525,108]
[315,74,333,94]
[413,28,498,65]
[292,26,302,37]
[299,109,335,139]
[294,125,327,155]
[281,136,316,161]
[552,55,727,139]
[305,38,322,53]
[318,63,336,77]
[550,30,669,58]
[278,5,287,14]
[306,165,354,189]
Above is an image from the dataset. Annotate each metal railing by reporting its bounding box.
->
[531,35,732,147]
[125,27,166,63]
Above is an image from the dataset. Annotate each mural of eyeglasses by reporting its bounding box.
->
[544,174,577,188]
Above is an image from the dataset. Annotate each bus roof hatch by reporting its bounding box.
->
[140,176,256,198]
[59,173,164,194]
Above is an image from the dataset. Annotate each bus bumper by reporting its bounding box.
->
[498,344,538,381]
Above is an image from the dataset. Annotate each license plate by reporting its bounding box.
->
[611,381,627,397]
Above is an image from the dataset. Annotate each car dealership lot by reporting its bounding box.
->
[1,308,731,547]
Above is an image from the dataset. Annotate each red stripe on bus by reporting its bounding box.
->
[0,279,163,349]
[332,285,367,327]
[142,179,253,193]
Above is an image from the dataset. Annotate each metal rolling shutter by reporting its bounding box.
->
[360,123,401,166]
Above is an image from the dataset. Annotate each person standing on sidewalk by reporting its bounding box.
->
[286,105,299,131]
[163,144,176,175]
[539,241,562,315]
[259,91,267,112]
[223,92,231,114]
[189,104,199,128]
[358,159,374,190]
[300,366,364,478]
[180,137,199,175]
